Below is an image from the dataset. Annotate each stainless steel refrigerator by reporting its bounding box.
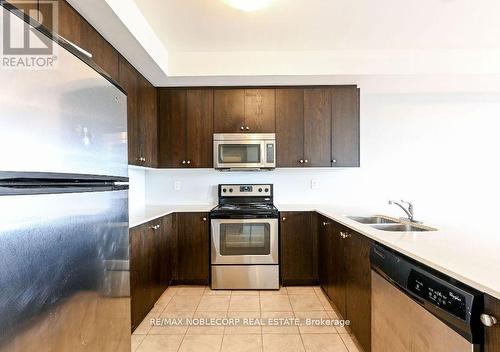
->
[0,5,130,351]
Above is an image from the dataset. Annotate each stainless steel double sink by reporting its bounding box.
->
[346,215,437,232]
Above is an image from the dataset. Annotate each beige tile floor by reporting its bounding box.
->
[132,286,361,352]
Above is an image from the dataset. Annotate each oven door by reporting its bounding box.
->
[214,140,266,169]
[211,218,278,265]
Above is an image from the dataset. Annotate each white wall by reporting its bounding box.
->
[128,166,146,213]
[142,87,500,237]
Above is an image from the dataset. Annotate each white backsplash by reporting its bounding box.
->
[129,89,500,238]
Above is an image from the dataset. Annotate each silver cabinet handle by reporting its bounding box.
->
[246,126,250,131]
[202,217,207,221]
[181,160,186,165]
[481,314,498,327]
[282,217,286,221]
[299,160,304,164]
[340,231,351,239]
[304,159,309,164]
[322,222,329,226]
[137,156,145,162]
[59,35,93,58]
[187,160,191,165]
[240,126,245,131]
[151,224,160,230]
[332,159,337,164]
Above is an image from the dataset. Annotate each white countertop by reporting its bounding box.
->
[129,203,500,300]
[279,204,500,300]
[129,204,215,228]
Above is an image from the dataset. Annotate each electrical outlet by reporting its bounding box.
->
[174,181,181,191]
[310,180,319,190]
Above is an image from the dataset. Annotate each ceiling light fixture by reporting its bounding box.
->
[224,0,273,12]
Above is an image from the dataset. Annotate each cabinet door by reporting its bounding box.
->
[244,89,276,133]
[276,88,304,167]
[159,214,174,289]
[139,75,158,168]
[176,213,209,284]
[82,25,120,80]
[304,88,332,167]
[280,212,316,285]
[56,0,84,47]
[484,295,500,352]
[130,223,154,331]
[186,89,214,168]
[5,0,39,21]
[318,216,331,294]
[332,86,360,167]
[158,89,187,168]
[345,230,372,352]
[214,89,245,133]
[118,57,140,165]
[328,223,346,317]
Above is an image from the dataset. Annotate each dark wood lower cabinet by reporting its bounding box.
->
[130,212,209,331]
[484,295,500,352]
[317,216,372,352]
[329,222,347,317]
[130,220,157,331]
[130,215,175,332]
[175,212,210,284]
[280,212,318,285]
[345,228,372,352]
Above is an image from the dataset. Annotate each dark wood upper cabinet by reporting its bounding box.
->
[119,62,157,168]
[244,89,276,133]
[54,0,84,47]
[332,86,360,167]
[42,1,161,169]
[214,88,276,133]
[138,75,158,168]
[276,87,332,167]
[484,295,500,352]
[175,213,209,284]
[82,25,120,80]
[46,1,120,80]
[304,88,332,167]
[158,88,213,168]
[118,57,140,165]
[186,89,214,168]
[280,212,317,286]
[214,89,245,133]
[5,0,39,21]
[158,89,187,168]
[276,88,304,167]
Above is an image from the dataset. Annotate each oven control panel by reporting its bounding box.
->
[220,184,272,197]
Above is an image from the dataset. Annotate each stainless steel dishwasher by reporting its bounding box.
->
[370,244,483,352]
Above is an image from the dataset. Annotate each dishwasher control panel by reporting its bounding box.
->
[408,270,467,320]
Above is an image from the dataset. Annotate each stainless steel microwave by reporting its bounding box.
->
[213,133,276,170]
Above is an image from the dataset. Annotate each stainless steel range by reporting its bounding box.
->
[210,184,279,290]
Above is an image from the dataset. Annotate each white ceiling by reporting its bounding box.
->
[72,0,500,87]
[134,0,500,52]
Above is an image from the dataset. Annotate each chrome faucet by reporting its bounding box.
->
[388,200,421,223]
